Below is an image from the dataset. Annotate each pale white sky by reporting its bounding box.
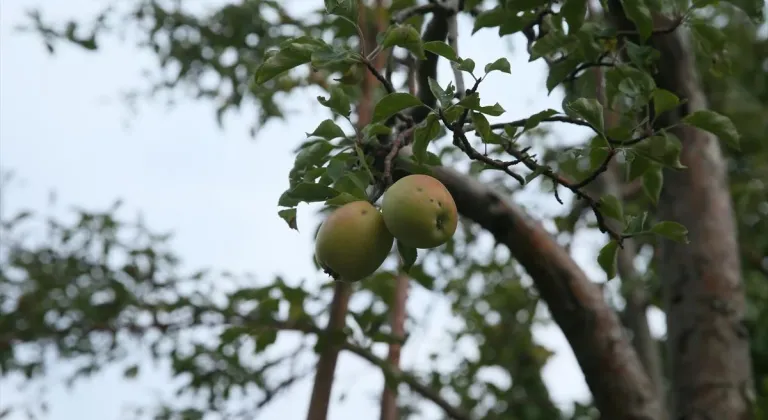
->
[0,1,666,419]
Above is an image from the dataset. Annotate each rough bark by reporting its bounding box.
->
[395,153,665,419]
[610,5,756,419]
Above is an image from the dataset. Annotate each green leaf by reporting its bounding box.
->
[479,103,505,116]
[633,133,686,169]
[651,88,680,116]
[530,32,568,61]
[567,98,605,133]
[279,183,340,206]
[625,212,649,235]
[423,41,460,62]
[473,6,506,34]
[309,119,347,140]
[428,78,453,108]
[381,25,425,60]
[599,194,624,222]
[124,365,139,379]
[278,208,298,231]
[471,112,492,141]
[413,113,441,163]
[620,0,653,41]
[688,19,727,53]
[334,174,368,199]
[458,93,505,116]
[294,141,335,170]
[547,56,581,93]
[627,154,653,180]
[642,166,663,205]
[524,109,559,131]
[397,240,418,273]
[605,65,656,107]
[372,92,423,123]
[561,0,588,33]
[311,46,359,73]
[254,37,329,85]
[317,86,352,117]
[525,165,549,183]
[682,110,740,150]
[597,240,619,280]
[650,221,690,244]
[325,192,362,207]
[324,0,356,17]
[362,123,392,137]
[457,59,476,73]
[484,57,511,75]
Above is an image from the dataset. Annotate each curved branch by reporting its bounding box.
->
[394,149,664,419]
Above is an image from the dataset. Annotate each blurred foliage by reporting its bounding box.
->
[2,0,767,419]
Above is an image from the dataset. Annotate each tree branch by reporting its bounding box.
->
[393,148,664,419]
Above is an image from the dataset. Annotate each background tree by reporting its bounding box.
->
[2,0,766,419]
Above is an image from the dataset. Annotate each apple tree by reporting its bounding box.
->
[2,0,766,419]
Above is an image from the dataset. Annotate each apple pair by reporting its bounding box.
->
[314,174,458,282]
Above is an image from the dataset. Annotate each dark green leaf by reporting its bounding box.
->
[530,32,568,61]
[325,192,363,207]
[473,6,506,34]
[642,166,663,205]
[457,94,505,116]
[651,88,680,116]
[525,165,549,183]
[413,113,441,163]
[650,221,690,244]
[561,0,588,33]
[597,240,619,280]
[317,86,352,117]
[294,141,335,170]
[457,59,476,73]
[381,25,425,60]
[372,92,423,123]
[567,98,605,133]
[599,194,624,222]
[278,208,298,231]
[620,0,653,41]
[524,109,559,131]
[625,212,649,235]
[124,365,139,379]
[309,119,347,140]
[633,133,686,169]
[281,183,339,205]
[547,56,581,93]
[324,0,356,18]
[682,110,740,150]
[471,112,492,142]
[254,37,329,85]
[484,57,511,74]
[397,241,417,273]
[428,78,453,108]
[627,154,653,180]
[423,41,460,62]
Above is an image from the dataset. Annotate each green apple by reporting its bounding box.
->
[381,174,458,249]
[314,200,394,282]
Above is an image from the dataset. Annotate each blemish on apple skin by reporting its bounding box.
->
[361,210,368,215]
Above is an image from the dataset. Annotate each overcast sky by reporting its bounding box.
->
[0,1,666,419]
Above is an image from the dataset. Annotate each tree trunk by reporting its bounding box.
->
[610,6,755,418]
